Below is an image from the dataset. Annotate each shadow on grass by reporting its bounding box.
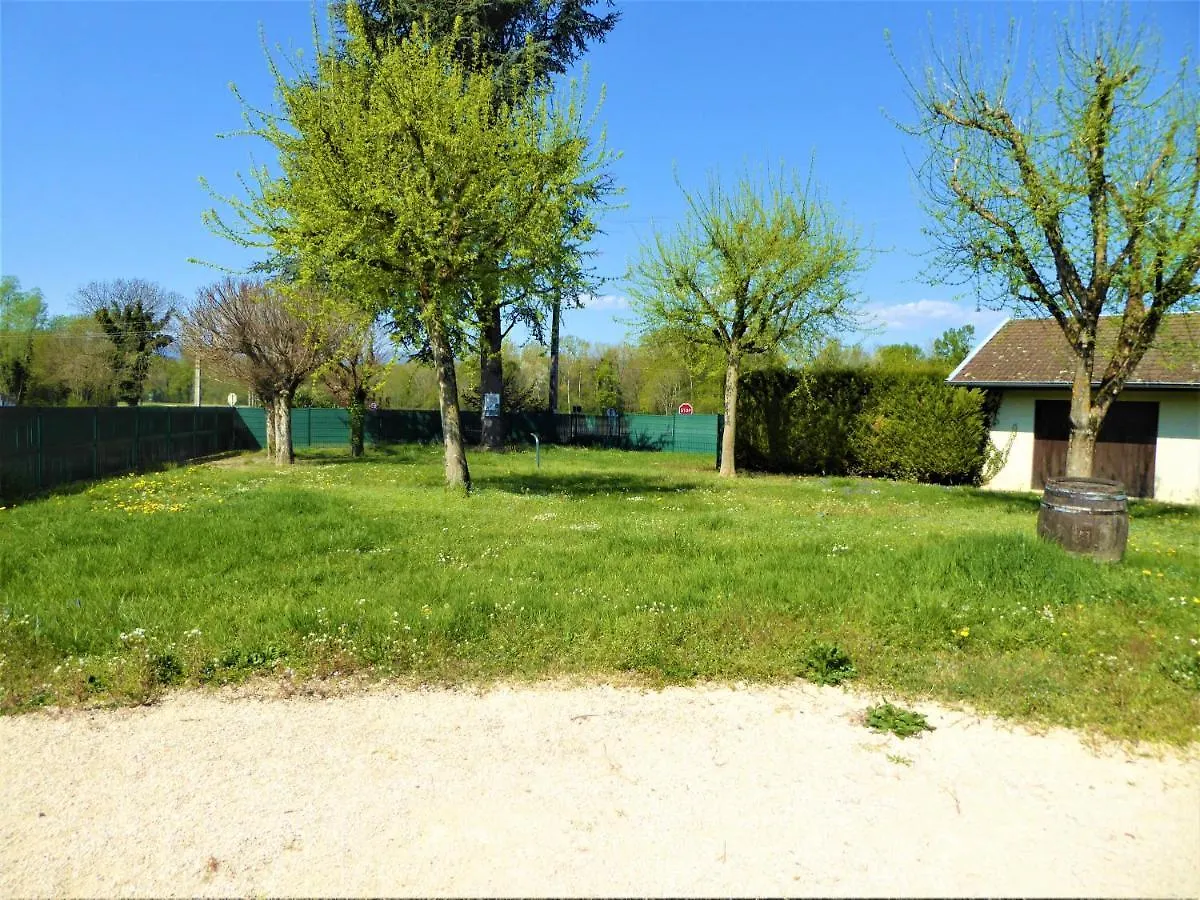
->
[295,444,439,466]
[478,470,702,497]
[955,489,1044,515]
[954,485,1197,522]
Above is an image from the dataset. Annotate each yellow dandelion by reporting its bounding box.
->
[1142,569,1153,576]
[958,627,970,638]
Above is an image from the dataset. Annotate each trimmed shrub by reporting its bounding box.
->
[737,369,867,475]
[850,373,990,484]
[736,367,990,484]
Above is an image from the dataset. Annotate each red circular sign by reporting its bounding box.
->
[678,403,694,415]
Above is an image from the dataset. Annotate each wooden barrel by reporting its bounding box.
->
[1037,478,1129,562]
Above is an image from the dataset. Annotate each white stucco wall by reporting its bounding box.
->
[1155,392,1200,505]
[981,389,1200,505]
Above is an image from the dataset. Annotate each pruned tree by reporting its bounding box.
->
[0,276,48,406]
[75,279,179,406]
[316,313,391,457]
[183,279,334,465]
[334,0,620,448]
[897,11,1200,476]
[203,13,606,491]
[628,167,863,476]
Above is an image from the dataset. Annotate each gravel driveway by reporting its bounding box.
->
[2,680,1197,898]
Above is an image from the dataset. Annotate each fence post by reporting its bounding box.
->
[672,414,677,453]
[715,414,723,471]
[35,410,44,489]
[166,408,173,460]
[307,408,312,448]
[91,408,99,478]
[132,406,141,471]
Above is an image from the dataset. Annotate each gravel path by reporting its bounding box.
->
[2,681,1197,898]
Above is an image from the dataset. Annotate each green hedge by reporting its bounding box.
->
[736,368,991,484]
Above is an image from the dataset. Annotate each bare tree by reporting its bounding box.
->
[183,279,334,465]
[75,278,179,406]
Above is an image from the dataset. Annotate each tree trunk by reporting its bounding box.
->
[263,394,276,460]
[1065,355,1099,478]
[548,297,561,413]
[273,392,294,466]
[479,298,505,450]
[719,353,740,477]
[349,386,366,458]
[429,315,471,491]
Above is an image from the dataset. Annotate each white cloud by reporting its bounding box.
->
[867,299,970,328]
[579,293,629,311]
[864,299,1007,331]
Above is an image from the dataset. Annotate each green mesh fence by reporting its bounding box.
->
[0,406,720,502]
[0,407,258,502]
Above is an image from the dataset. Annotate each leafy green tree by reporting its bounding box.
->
[593,352,623,413]
[809,337,872,370]
[462,349,542,415]
[873,343,927,370]
[30,315,118,406]
[932,325,976,367]
[0,277,48,406]
[76,279,178,406]
[205,14,603,490]
[379,361,441,409]
[898,12,1200,477]
[629,167,862,475]
[334,0,620,445]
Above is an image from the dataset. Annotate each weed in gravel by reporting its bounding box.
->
[865,702,935,738]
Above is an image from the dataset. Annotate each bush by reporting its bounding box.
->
[850,373,989,484]
[736,367,990,484]
[736,369,867,475]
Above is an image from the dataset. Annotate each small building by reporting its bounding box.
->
[947,313,1200,505]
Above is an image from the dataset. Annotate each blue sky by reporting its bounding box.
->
[3,1,1197,354]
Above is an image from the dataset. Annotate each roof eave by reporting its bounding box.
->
[946,380,1200,390]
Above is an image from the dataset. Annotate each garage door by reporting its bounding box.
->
[1032,400,1159,498]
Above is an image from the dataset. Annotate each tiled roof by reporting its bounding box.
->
[948,313,1200,387]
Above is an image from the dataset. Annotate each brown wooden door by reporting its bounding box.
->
[1032,399,1159,497]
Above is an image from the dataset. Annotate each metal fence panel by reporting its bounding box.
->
[1,406,720,503]
[0,407,259,503]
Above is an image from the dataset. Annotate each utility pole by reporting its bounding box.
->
[193,361,201,407]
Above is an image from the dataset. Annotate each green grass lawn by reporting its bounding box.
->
[2,445,1198,743]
